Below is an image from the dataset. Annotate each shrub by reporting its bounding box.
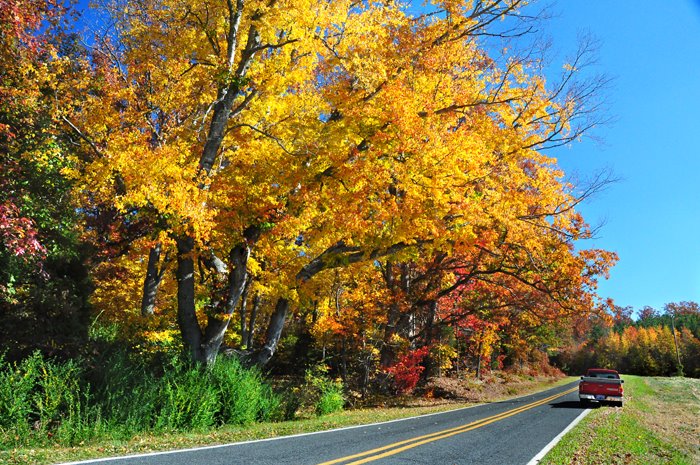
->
[386,347,430,394]
[0,351,94,446]
[54,392,105,445]
[156,364,219,431]
[315,379,345,416]
[256,383,284,422]
[88,349,159,437]
[281,388,303,421]
[293,364,346,417]
[210,357,282,425]
[33,356,83,432]
[0,350,286,447]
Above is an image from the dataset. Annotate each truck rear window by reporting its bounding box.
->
[588,371,619,379]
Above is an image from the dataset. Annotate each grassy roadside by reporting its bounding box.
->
[0,376,574,465]
[540,376,700,465]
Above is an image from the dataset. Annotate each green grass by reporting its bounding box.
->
[0,376,575,465]
[540,375,700,465]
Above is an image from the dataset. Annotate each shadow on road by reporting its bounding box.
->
[549,400,594,409]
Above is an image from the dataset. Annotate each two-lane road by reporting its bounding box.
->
[62,382,587,465]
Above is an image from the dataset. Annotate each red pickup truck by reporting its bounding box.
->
[578,368,624,407]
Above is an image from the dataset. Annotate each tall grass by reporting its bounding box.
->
[0,351,283,448]
[0,353,100,447]
[315,381,345,416]
[210,357,282,424]
[0,353,40,444]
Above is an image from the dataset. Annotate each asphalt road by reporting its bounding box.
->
[61,381,585,465]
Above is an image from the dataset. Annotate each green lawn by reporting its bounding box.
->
[540,376,700,465]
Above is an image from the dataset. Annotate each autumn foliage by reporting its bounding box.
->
[0,0,93,357]
[556,302,700,378]
[386,347,430,394]
[2,0,624,389]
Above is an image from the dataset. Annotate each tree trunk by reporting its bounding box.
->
[340,337,348,381]
[424,300,437,345]
[476,329,485,380]
[239,278,251,347]
[246,297,288,367]
[423,300,438,378]
[176,236,204,363]
[246,292,260,349]
[176,236,252,365]
[200,242,250,365]
[141,242,169,316]
[380,302,401,367]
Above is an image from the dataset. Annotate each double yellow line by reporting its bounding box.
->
[318,386,578,465]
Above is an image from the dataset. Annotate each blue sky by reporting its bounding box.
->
[544,1,700,312]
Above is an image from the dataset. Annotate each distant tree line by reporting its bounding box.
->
[554,302,700,378]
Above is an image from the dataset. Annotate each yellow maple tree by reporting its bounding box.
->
[64,0,614,367]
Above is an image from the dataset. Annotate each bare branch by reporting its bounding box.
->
[225,0,245,70]
[233,122,295,155]
[296,240,430,283]
[61,116,103,158]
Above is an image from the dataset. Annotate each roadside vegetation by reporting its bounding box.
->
[0,370,572,465]
[540,375,700,465]
[0,339,345,453]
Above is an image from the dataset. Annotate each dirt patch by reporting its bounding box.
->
[366,372,570,408]
[423,372,568,402]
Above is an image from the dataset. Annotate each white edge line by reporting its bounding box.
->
[525,406,592,465]
[57,382,578,465]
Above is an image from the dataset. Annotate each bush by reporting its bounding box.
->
[386,347,430,394]
[0,353,39,444]
[33,356,83,432]
[256,383,284,422]
[291,364,345,417]
[0,351,93,446]
[315,379,345,416]
[156,364,219,431]
[209,356,283,425]
[89,349,158,437]
[281,389,303,421]
[0,350,285,448]
[54,392,105,445]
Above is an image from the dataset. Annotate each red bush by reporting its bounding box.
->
[386,347,430,394]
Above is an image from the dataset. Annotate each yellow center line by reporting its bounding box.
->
[317,386,578,465]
